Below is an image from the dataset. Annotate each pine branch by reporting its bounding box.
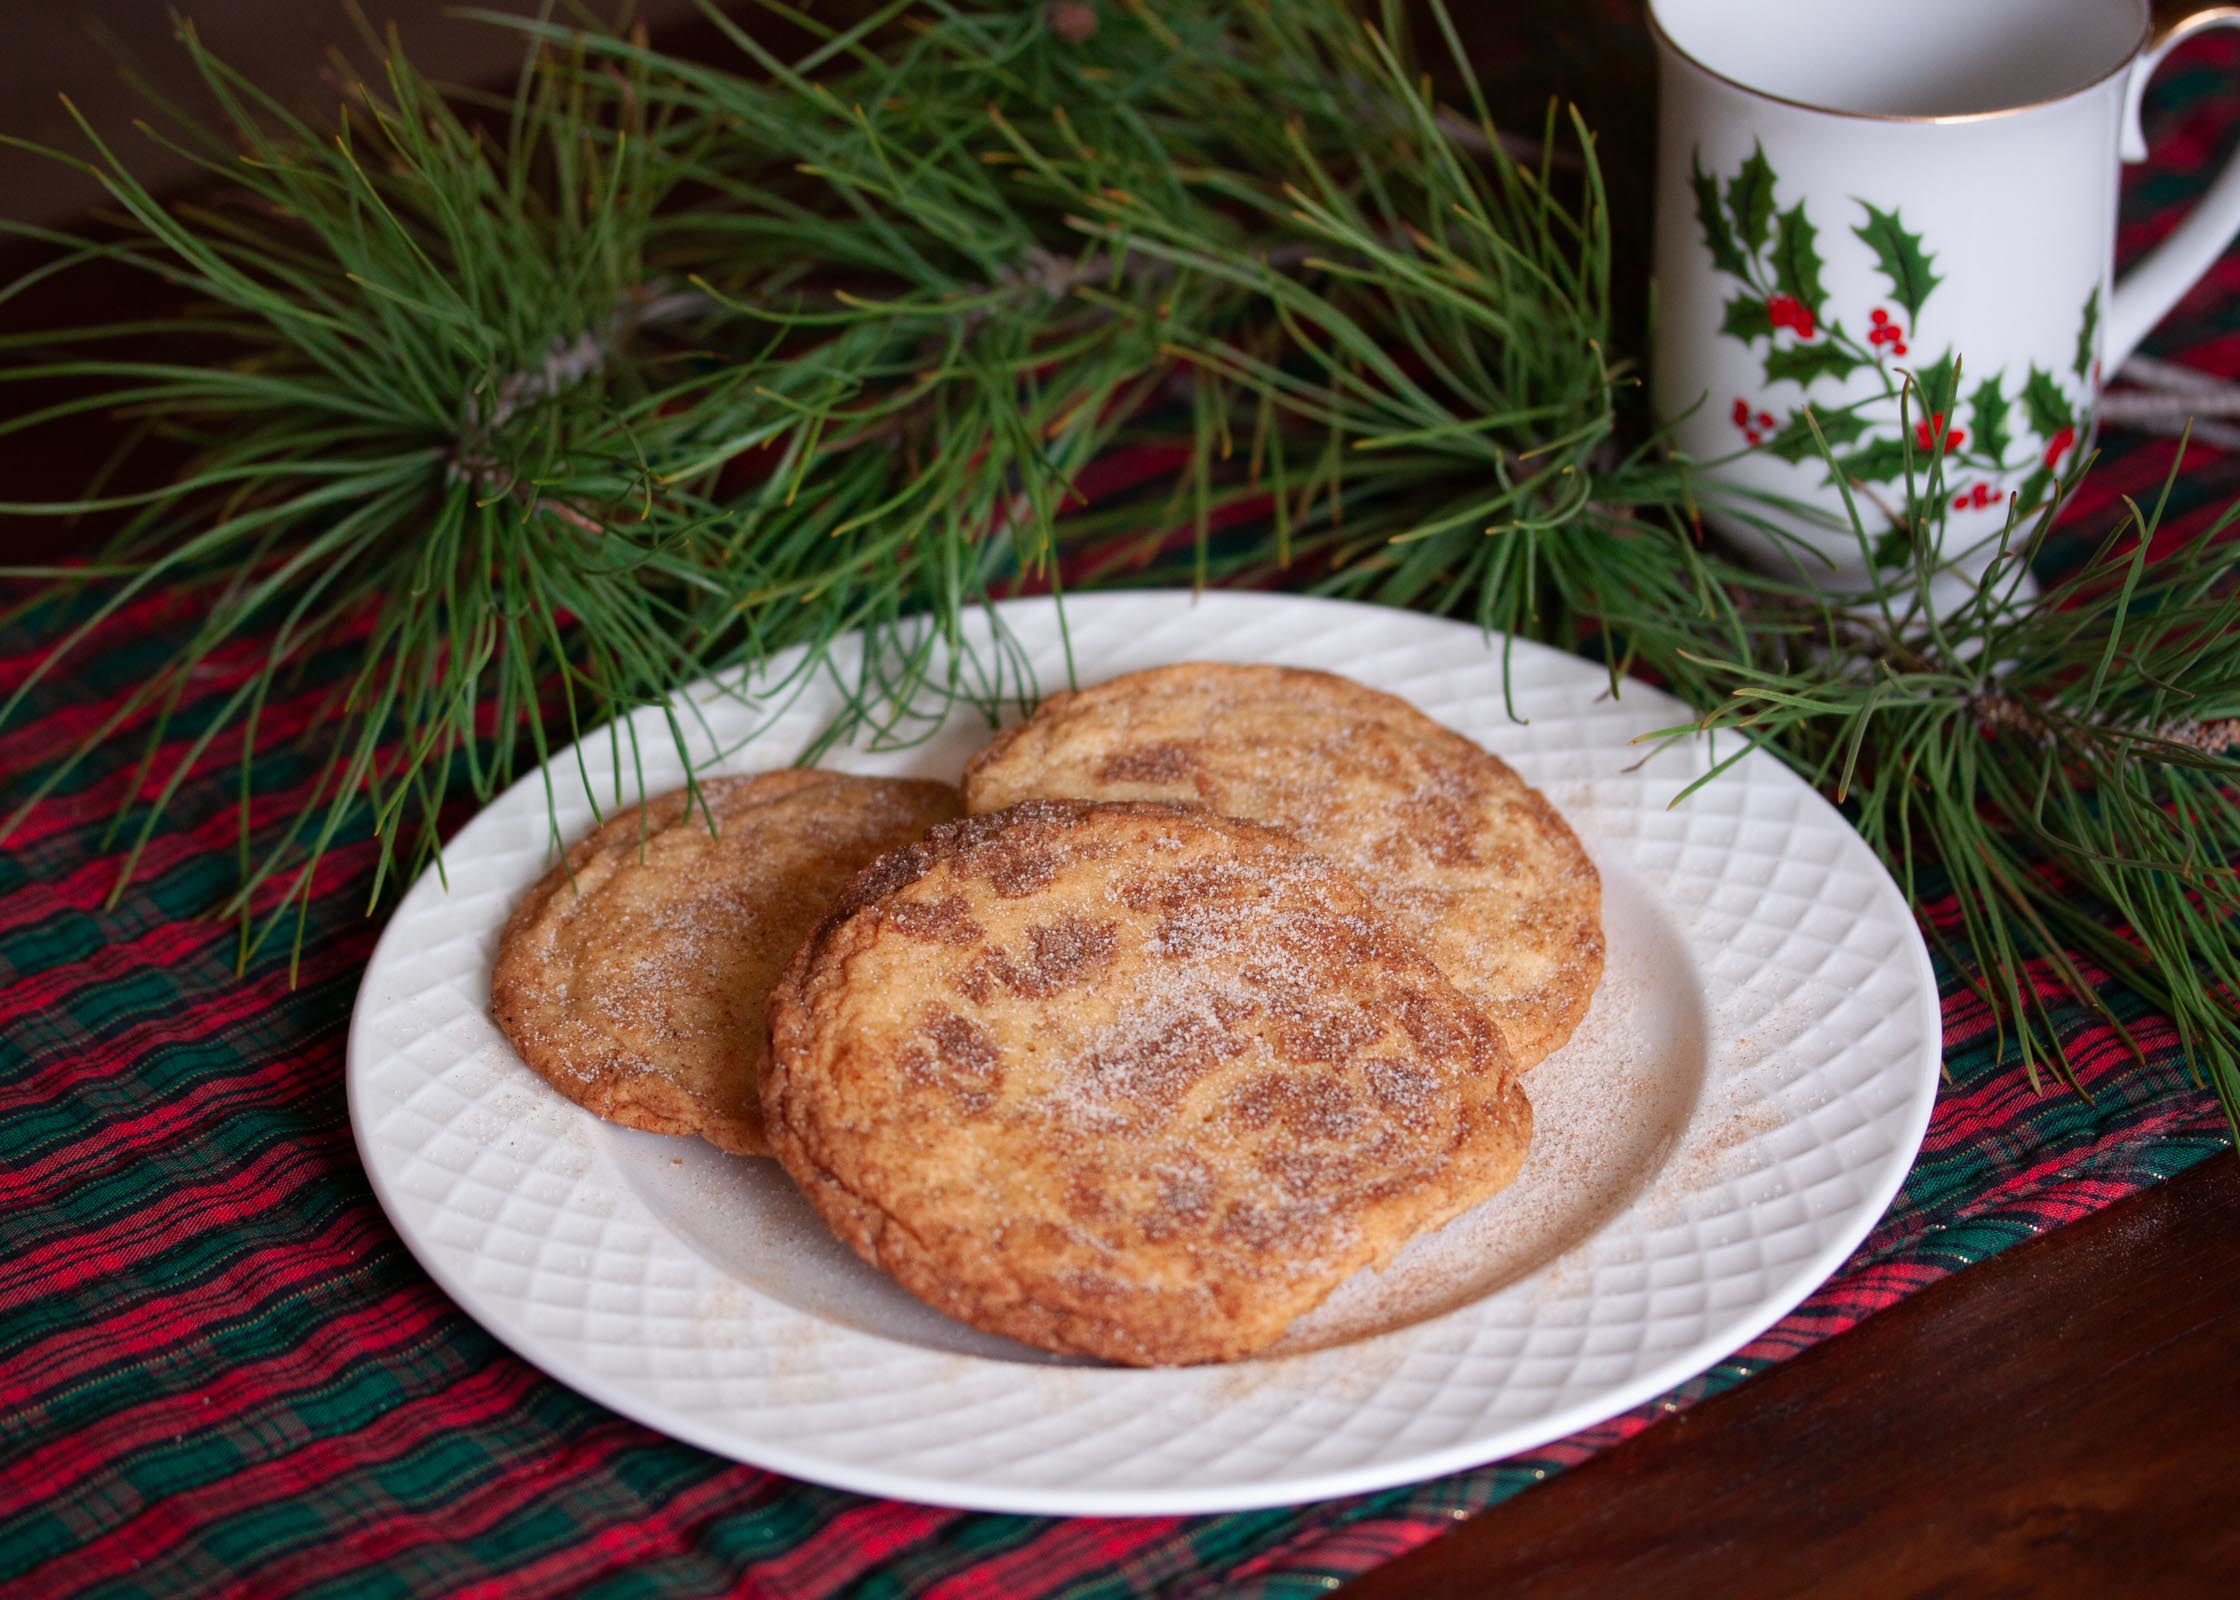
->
[4,0,1572,965]
[1640,455,2240,1127]
[0,0,2233,1148]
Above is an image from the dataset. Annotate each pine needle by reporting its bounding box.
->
[0,0,2233,1137]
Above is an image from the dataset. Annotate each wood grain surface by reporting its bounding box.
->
[1341,1155,2240,1599]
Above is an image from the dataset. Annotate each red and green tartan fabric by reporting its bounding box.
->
[3,29,2237,1600]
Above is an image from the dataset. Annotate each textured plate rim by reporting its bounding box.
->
[347,590,1941,1516]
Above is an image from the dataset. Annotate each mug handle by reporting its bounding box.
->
[2104,1,2240,368]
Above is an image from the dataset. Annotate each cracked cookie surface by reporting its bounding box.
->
[964,663,1603,1069]
[763,799,1532,1365]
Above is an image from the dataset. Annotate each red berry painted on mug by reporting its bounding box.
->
[1913,413,1964,454]
[1766,294,1815,339]
[2044,425,2077,470]
[1871,308,1890,326]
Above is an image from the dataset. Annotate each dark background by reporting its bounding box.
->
[0,1,700,231]
[0,1,1655,233]
[0,0,1661,563]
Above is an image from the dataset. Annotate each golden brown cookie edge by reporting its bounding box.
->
[491,769,932,1158]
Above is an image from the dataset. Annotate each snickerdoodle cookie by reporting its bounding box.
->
[762,799,1532,1365]
[492,771,961,1155]
[963,663,1602,1068]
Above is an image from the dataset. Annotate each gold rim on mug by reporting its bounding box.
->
[1640,0,2231,126]
[2154,0,2240,50]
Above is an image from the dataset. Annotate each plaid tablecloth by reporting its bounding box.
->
[3,25,2236,1600]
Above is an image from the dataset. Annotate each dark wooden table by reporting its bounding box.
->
[1342,1154,2240,1598]
[5,7,2235,1598]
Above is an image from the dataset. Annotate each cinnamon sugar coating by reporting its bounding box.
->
[762,800,1533,1365]
[964,664,1604,1068]
[491,771,962,1155]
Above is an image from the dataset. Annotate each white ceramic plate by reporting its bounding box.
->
[348,592,1939,1516]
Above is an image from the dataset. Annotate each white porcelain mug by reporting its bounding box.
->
[1650,0,2240,585]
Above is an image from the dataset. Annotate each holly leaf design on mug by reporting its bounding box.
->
[2022,365,2075,438]
[1772,203,1826,314]
[1911,349,1962,420]
[1693,148,2092,528]
[1970,376,2013,466]
[1726,142,1778,255]
[1834,435,1911,486]
[1765,342,1860,388]
[1853,204,1942,320]
[1869,523,1918,570]
[1693,149,1750,277]
[1721,294,1773,344]
[1763,404,1872,466]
